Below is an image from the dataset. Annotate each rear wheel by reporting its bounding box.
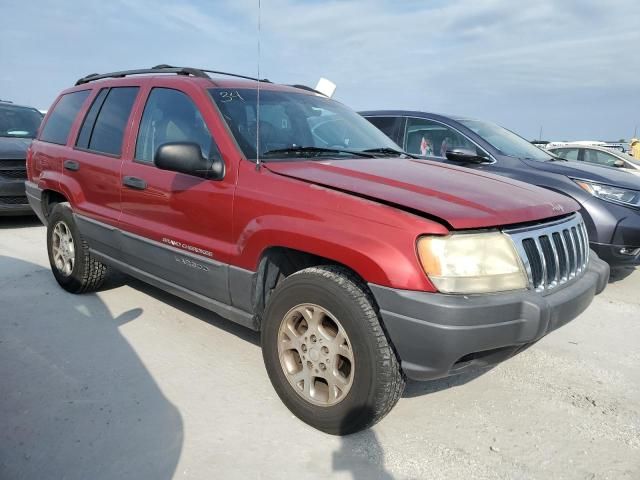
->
[47,203,109,293]
[262,266,405,435]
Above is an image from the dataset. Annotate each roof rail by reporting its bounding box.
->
[75,64,272,86]
[75,66,209,85]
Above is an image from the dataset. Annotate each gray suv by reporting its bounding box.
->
[362,110,640,267]
[0,100,43,215]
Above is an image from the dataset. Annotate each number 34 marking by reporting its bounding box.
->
[219,91,245,102]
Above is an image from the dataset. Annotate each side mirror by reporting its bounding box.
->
[154,142,224,180]
[445,148,488,163]
[613,159,625,168]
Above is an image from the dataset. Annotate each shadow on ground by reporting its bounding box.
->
[403,366,493,398]
[0,215,42,230]
[127,277,260,347]
[608,266,636,284]
[333,407,395,479]
[0,256,183,480]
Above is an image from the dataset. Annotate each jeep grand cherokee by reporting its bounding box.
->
[26,66,609,434]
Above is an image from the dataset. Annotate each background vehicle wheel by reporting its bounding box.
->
[262,265,405,435]
[47,203,109,294]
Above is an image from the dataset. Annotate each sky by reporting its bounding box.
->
[1,0,639,141]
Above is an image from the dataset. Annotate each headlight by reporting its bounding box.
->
[417,232,528,294]
[573,180,640,208]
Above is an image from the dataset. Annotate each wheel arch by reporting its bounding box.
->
[41,189,70,222]
[251,246,377,328]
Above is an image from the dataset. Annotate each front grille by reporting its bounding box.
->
[505,213,589,292]
[0,160,27,180]
[0,169,27,179]
[0,195,28,205]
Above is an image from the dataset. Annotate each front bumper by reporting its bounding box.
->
[370,253,609,381]
[591,241,640,267]
[581,198,640,267]
[0,178,31,215]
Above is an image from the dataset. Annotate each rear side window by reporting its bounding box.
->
[366,116,400,142]
[553,148,579,161]
[76,89,109,148]
[39,90,90,145]
[76,87,139,156]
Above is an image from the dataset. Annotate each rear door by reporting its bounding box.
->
[32,89,92,195]
[118,84,235,304]
[63,86,139,257]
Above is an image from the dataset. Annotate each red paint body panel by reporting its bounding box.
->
[265,159,579,229]
[28,75,579,292]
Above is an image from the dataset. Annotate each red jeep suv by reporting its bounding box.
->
[26,66,609,434]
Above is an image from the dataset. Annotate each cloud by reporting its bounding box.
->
[1,0,638,139]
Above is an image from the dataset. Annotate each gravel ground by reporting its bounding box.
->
[1,216,638,480]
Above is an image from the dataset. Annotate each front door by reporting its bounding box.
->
[118,85,235,304]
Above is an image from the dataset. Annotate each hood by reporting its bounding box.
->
[0,137,31,160]
[265,158,579,230]
[524,158,640,190]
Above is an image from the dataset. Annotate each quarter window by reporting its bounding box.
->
[76,87,139,156]
[135,88,216,163]
[39,90,90,145]
[405,118,478,158]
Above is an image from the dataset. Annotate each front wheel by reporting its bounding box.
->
[261,266,405,435]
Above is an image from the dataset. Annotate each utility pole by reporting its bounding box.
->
[539,126,543,141]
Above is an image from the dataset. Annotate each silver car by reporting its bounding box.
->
[548,144,640,177]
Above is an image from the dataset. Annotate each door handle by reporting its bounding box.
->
[122,176,147,190]
[63,160,80,171]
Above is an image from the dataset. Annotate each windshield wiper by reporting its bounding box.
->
[360,147,416,158]
[261,146,375,159]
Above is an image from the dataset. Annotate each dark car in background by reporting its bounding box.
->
[361,111,640,267]
[0,100,43,215]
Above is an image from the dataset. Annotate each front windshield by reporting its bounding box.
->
[458,118,552,161]
[209,88,400,160]
[0,104,43,138]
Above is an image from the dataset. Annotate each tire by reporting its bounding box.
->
[261,265,405,435]
[47,203,109,294]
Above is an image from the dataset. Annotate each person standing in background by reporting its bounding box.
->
[630,138,640,159]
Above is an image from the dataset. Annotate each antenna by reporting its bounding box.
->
[256,0,262,169]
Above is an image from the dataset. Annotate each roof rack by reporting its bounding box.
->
[75,64,272,86]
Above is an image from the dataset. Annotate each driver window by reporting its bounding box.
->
[583,149,618,167]
[135,88,218,163]
[405,118,477,158]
